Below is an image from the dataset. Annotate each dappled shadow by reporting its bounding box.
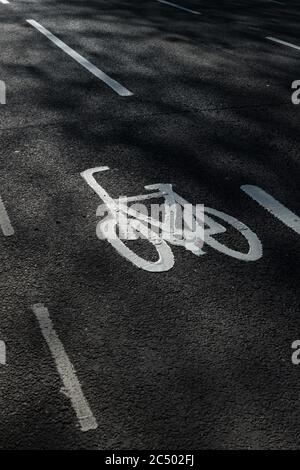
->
[0,0,300,449]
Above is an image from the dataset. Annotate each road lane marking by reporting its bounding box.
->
[0,1,10,4]
[82,167,262,272]
[32,303,98,432]
[0,195,14,236]
[26,19,133,97]
[0,80,6,105]
[156,0,201,15]
[241,185,300,235]
[0,341,6,365]
[266,36,300,52]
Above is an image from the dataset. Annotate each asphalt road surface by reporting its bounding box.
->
[0,0,300,450]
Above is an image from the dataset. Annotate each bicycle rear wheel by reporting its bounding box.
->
[97,215,175,272]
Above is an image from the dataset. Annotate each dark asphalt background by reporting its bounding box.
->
[0,0,300,450]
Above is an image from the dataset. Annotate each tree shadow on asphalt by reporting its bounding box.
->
[0,0,300,449]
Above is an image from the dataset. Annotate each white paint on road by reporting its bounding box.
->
[266,36,300,52]
[267,1,285,5]
[32,303,98,432]
[156,0,201,15]
[241,185,300,235]
[26,20,133,97]
[0,195,14,236]
[0,80,6,105]
[82,167,262,272]
[0,341,6,365]
[0,1,10,4]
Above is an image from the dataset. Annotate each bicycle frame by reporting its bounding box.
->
[82,167,205,253]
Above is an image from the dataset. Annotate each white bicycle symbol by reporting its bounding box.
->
[81,167,263,272]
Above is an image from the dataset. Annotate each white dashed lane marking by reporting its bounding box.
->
[0,195,14,237]
[0,341,6,365]
[27,19,133,97]
[267,1,285,5]
[32,303,98,432]
[241,185,300,235]
[266,36,300,52]
[156,0,201,15]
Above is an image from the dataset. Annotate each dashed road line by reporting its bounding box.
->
[241,185,300,235]
[32,303,98,432]
[267,1,285,5]
[0,341,6,365]
[0,195,14,236]
[0,80,6,105]
[27,19,133,97]
[0,1,10,4]
[156,0,201,15]
[266,36,300,52]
